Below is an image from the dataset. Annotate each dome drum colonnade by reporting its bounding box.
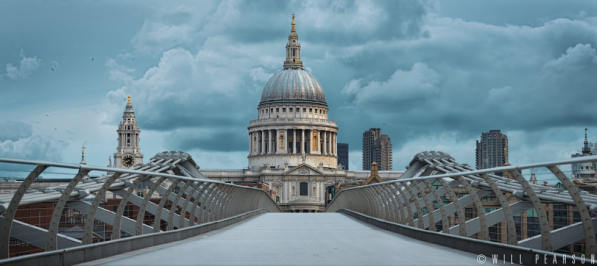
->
[248,15,338,170]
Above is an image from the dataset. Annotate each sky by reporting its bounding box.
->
[1,0,597,182]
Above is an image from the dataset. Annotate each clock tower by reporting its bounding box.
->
[114,96,143,168]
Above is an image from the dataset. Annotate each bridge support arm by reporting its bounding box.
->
[0,217,81,250]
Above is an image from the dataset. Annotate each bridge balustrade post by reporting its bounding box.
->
[209,185,232,221]
[168,179,192,229]
[220,187,237,218]
[210,185,230,222]
[374,185,390,221]
[153,179,181,232]
[452,176,489,240]
[395,183,415,226]
[180,181,199,227]
[437,178,467,236]
[365,187,382,218]
[372,187,386,218]
[0,165,47,258]
[383,184,403,223]
[547,165,597,255]
[190,183,212,225]
[479,173,518,245]
[214,186,234,220]
[83,172,123,244]
[403,181,425,229]
[422,179,448,232]
[354,190,369,214]
[135,176,167,235]
[375,185,393,221]
[199,184,219,223]
[415,180,437,230]
[389,183,407,224]
[358,189,375,216]
[113,160,173,237]
[508,170,553,251]
[112,173,157,239]
[46,168,90,251]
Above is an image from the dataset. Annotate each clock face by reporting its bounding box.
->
[122,154,135,168]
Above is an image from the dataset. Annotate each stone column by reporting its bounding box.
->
[283,129,288,154]
[333,133,337,155]
[249,132,252,155]
[323,131,327,155]
[301,129,305,154]
[293,129,296,154]
[331,133,334,155]
[261,131,265,155]
[268,130,272,154]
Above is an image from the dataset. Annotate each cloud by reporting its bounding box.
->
[101,2,597,169]
[0,121,32,141]
[342,62,440,109]
[5,51,41,80]
[106,58,135,83]
[544,43,597,71]
[0,120,66,162]
[333,16,597,156]
[103,39,277,151]
[130,0,430,54]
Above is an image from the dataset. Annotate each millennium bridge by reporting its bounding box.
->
[1,151,596,265]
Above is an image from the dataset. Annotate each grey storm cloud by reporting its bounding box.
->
[99,0,597,159]
[105,0,432,152]
[335,16,597,150]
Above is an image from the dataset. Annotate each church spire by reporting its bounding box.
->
[583,128,591,154]
[80,145,87,165]
[283,14,303,70]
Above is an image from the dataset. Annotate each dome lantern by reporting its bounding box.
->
[259,15,326,107]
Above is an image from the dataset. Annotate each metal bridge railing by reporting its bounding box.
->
[327,151,597,257]
[0,152,279,259]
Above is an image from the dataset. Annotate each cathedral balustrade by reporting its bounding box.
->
[0,154,279,260]
[327,151,597,259]
[249,118,337,127]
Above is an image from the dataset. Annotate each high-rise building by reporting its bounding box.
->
[362,128,392,170]
[114,96,143,168]
[337,143,349,170]
[475,130,508,170]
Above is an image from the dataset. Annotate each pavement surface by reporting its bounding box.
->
[81,213,502,265]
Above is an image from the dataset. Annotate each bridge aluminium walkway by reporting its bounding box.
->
[81,213,488,266]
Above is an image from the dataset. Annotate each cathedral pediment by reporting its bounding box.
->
[285,164,323,176]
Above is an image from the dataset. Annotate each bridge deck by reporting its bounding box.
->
[81,213,492,265]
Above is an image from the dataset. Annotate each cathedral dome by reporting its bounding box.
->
[260,69,327,106]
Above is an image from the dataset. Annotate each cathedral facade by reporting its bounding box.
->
[202,17,402,212]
